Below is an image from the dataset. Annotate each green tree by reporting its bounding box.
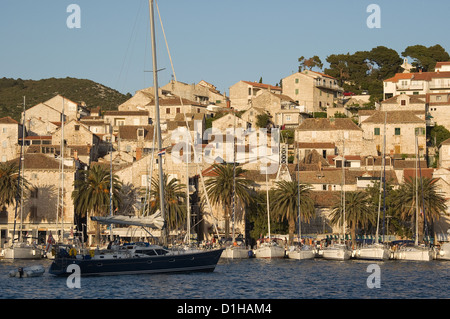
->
[270,180,315,244]
[402,44,450,72]
[329,191,375,247]
[299,55,323,71]
[146,174,186,231]
[72,165,122,244]
[256,113,271,128]
[391,177,447,241]
[429,125,450,147]
[0,162,29,209]
[205,163,253,240]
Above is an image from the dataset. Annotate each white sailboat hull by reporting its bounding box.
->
[221,246,250,259]
[355,245,390,260]
[438,243,450,260]
[2,244,43,260]
[322,245,352,261]
[287,246,315,260]
[393,247,433,261]
[254,244,285,259]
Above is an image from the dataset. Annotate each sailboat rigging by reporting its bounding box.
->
[3,97,43,259]
[287,146,315,260]
[49,0,223,276]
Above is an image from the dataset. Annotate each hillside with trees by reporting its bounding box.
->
[298,44,450,105]
[0,77,130,121]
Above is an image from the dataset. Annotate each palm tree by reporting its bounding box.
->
[146,174,186,233]
[330,191,374,247]
[0,162,27,209]
[205,163,253,240]
[391,177,447,241]
[72,165,122,244]
[270,180,315,245]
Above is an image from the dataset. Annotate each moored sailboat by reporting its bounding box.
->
[355,113,389,261]
[49,0,223,276]
[253,166,285,259]
[2,97,43,260]
[322,139,351,261]
[392,136,432,262]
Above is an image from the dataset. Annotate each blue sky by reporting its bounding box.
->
[1,0,449,97]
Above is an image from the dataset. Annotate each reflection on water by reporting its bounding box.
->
[0,258,449,299]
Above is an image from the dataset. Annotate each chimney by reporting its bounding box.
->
[136,147,142,161]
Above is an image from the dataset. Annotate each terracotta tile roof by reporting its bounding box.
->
[361,111,425,124]
[393,159,427,169]
[0,116,19,124]
[118,125,154,141]
[384,71,450,82]
[241,81,282,91]
[7,153,72,170]
[295,142,335,149]
[381,94,426,104]
[297,118,362,131]
[403,168,434,181]
[104,111,149,116]
[435,62,450,68]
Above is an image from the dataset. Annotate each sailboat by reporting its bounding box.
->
[221,112,250,259]
[322,138,351,261]
[355,112,389,261]
[287,148,315,260]
[2,97,43,260]
[253,162,285,259]
[48,0,223,276]
[392,136,432,262]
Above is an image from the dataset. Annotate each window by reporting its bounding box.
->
[166,108,170,114]
[401,100,406,106]
[322,184,327,191]
[137,128,144,138]
[295,78,299,84]
[395,128,401,135]
[374,128,380,135]
[285,115,291,121]
[30,187,38,198]
[2,128,7,133]
[295,89,299,95]
[74,125,80,131]
[415,127,425,136]
[176,108,180,113]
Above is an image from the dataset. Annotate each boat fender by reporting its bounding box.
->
[89,250,95,257]
[69,248,77,257]
[18,267,24,278]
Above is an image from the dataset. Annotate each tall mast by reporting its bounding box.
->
[149,0,167,246]
[297,146,301,245]
[13,96,26,242]
[60,97,65,242]
[342,137,345,243]
[110,123,114,241]
[415,135,419,246]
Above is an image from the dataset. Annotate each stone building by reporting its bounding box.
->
[229,81,282,111]
[0,153,76,248]
[360,111,426,157]
[281,70,344,114]
[295,118,377,157]
[0,117,22,163]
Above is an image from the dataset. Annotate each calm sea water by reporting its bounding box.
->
[1,257,449,300]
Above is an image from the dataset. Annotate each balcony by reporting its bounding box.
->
[315,80,344,91]
[395,83,424,90]
[429,82,450,90]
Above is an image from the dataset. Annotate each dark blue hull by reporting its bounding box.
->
[49,249,224,276]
